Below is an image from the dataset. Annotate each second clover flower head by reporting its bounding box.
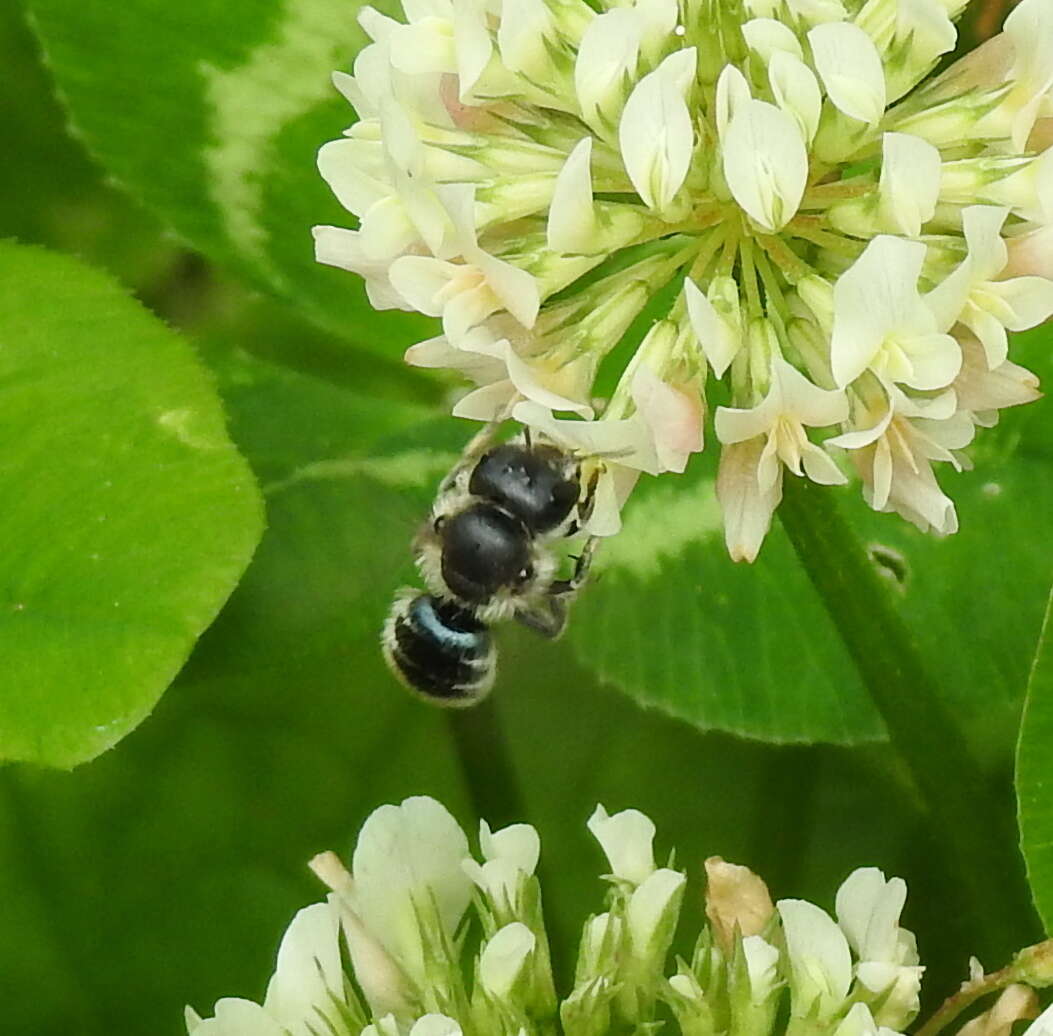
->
[186,795,944,1036]
[315,0,1052,561]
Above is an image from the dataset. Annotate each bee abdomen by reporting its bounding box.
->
[382,592,496,706]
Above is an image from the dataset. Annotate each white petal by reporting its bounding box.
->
[442,283,503,342]
[461,855,512,901]
[312,225,374,272]
[619,48,697,211]
[453,1,493,98]
[627,868,686,952]
[743,18,804,61]
[827,398,895,450]
[888,0,957,99]
[962,204,1010,280]
[987,276,1053,331]
[902,332,962,391]
[510,401,661,475]
[480,820,541,874]
[630,363,704,472]
[769,52,823,143]
[499,344,593,416]
[359,196,421,261]
[774,355,850,426]
[404,334,507,383]
[880,132,941,237]
[634,0,680,62]
[313,226,410,311]
[1022,1002,1053,1036]
[808,22,887,124]
[194,1000,286,1036]
[716,438,782,563]
[684,278,741,377]
[409,1016,463,1036]
[388,256,460,317]
[497,0,553,76]
[1004,223,1053,278]
[263,902,342,1029]
[742,936,781,1004]
[352,43,397,114]
[587,804,656,884]
[954,333,1041,410]
[575,8,642,127]
[1004,0,1053,150]
[317,139,390,217]
[715,393,779,446]
[715,63,753,141]
[402,179,464,258]
[925,260,974,336]
[453,380,517,420]
[480,923,536,998]
[387,20,457,76]
[358,8,398,42]
[777,899,853,1017]
[590,465,637,537]
[352,797,472,977]
[331,69,369,116]
[548,137,599,252]
[801,442,847,484]
[473,251,542,328]
[830,236,926,387]
[723,100,808,231]
[786,0,848,22]
[835,1002,881,1036]
[835,868,902,960]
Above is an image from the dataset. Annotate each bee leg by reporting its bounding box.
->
[518,536,600,640]
[577,465,602,527]
[564,536,600,592]
[514,595,567,640]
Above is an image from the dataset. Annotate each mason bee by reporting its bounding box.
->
[382,423,599,705]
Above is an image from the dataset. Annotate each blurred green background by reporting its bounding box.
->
[1,0,1051,1032]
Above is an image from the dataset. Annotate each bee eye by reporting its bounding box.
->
[517,565,533,584]
[433,515,446,532]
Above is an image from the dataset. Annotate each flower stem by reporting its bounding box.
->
[446,697,528,829]
[915,964,1013,1036]
[778,477,1041,962]
[915,939,1053,1036]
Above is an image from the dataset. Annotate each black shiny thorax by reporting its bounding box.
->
[439,502,532,603]
[469,443,580,534]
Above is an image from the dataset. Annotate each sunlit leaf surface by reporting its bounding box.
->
[0,242,262,766]
[26,0,432,351]
[1017,585,1053,933]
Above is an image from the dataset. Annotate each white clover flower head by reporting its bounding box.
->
[316,0,1052,558]
[183,796,978,1036]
